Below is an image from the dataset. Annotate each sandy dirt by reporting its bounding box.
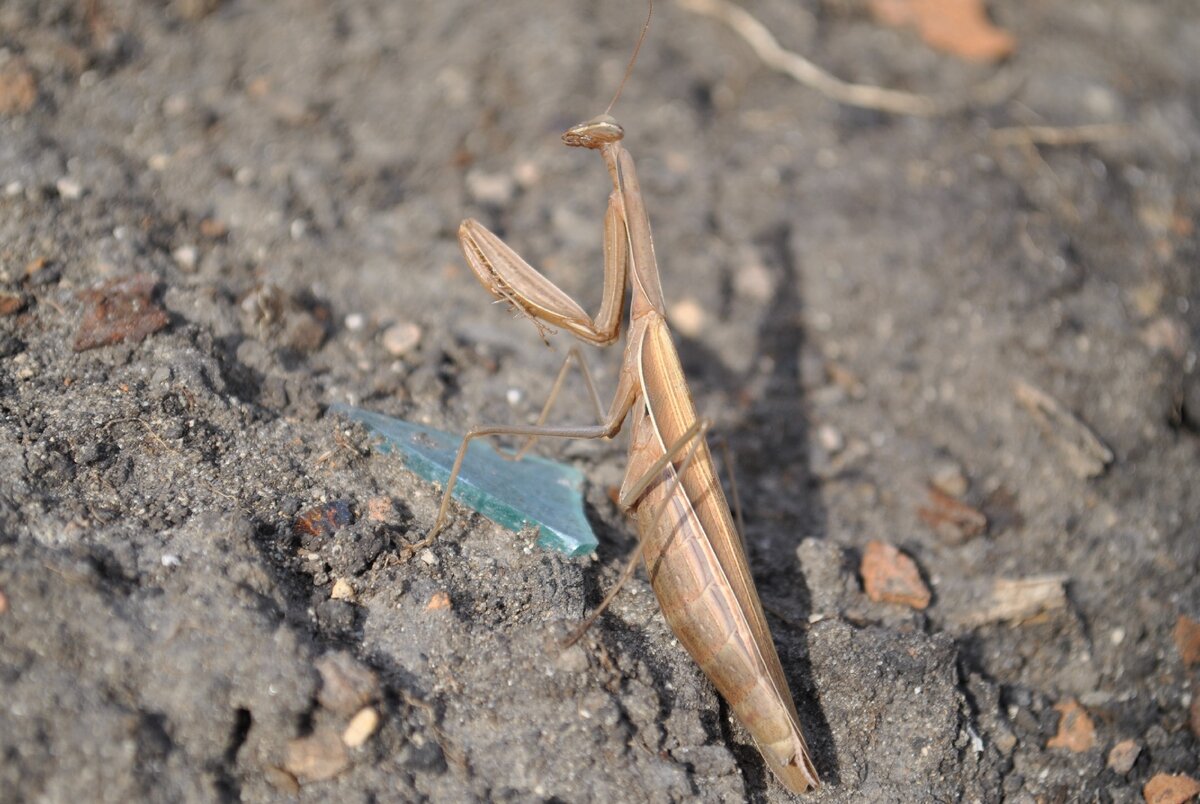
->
[1,0,1198,801]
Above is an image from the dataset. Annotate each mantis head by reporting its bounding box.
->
[562,115,624,149]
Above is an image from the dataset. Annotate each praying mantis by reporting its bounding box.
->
[424,2,820,794]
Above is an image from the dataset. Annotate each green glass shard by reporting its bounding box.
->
[331,404,597,557]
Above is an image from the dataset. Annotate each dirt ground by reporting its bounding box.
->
[2,0,1198,801]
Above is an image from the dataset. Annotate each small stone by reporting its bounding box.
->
[860,540,931,609]
[668,298,706,338]
[263,766,300,795]
[1141,317,1188,358]
[160,554,181,568]
[315,651,380,716]
[342,706,380,748]
[1191,688,1200,740]
[172,245,198,270]
[330,578,355,601]
[555,643,590,673]
[733,260,774,302]
[816,424,844,453]
[930,460,969,497]
[382,321,422,357]
[0,589,7,615]
[344,313,366,331]
[56,178,83,200]
[366,496,399,523]
[466,170,516,206]
[0,291,25,316]
[419,549,438,567]
[1172,615,1200,667]
[284,729,349,783]
[1106,739,1140,775]
[424,591,451,611]
[148,153,170,171]
[1143,773,1200,804]
[1046,698,1096,752]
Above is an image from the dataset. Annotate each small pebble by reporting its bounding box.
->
[172,245,198,270]
[344,313,366,332]
[284,730,349,782]
[315,652,380,716]
[290,219,307,240]
[330,578,355,601]
[147,153,170,171]
[5,180,23,196]
[365,496,398,523]
[930,460,969,498]
[466,170,515,206]
[816,424,844,453]
[419,549,438,567]
[56,178,83,200]
[733,260,774,302]
[382,321,422,357]
[668,298,706,339]
[506,387,522,406]
[1106,739,1140,775]
[160,554,181,568]
[0,589,7,615]
[342,706,380,748]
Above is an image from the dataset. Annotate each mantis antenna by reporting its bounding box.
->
[603,0,654,117]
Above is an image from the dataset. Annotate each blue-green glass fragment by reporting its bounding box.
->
[330,404,597,557]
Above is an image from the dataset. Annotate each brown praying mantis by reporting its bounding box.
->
[423,1,820,794]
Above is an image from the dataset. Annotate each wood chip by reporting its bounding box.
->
[959,575,1067,626]
[1172,614,1200,667]
[1014,380,1113,478]
[918,486,987,544]
[1107,739,1141,775]
[1143,773,1200,804]
[1046,698,1096,752]
[860,540,931,609]
[342,706,380,748]
[283,729,349,783]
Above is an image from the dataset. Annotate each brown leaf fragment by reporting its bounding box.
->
[1143,773,1200,804]
[284,729,349,783]
[0,61,37,115]
[1014,380,1114,478]
[1107,739,1141,775]
[1046,698,1096,752]
[1173,615,1200,667]
[918,486,987,544]
[73,274,169,352]
[869,0,1015,62]
[860,540,931,609]
[0,291,25,316]
[958,575,1068,627]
